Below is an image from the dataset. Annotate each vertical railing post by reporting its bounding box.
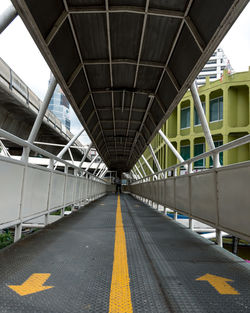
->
[213,151,223,247]
[45,158,54,225]
[188,162,194,230]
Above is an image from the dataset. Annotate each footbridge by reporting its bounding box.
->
[0,1,250,312]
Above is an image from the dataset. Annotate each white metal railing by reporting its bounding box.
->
[129,134,250,242]
[0,128,107,241]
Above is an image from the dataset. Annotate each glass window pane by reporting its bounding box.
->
[180,145,190,160]
[194,102,205,126]
[194,143,205,167]
[181,107,190,128]
[219,97,223,120]
[210,99,218,121]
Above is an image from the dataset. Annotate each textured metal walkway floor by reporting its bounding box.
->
[0,194,250,313]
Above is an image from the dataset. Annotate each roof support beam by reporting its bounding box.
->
[68,6,184,19]
[45,10,68,45]
[63,0,110,158]
[184,16,205,53]
[124,0,149,157]
[0,4,17,34]
[105,0,117,159]
[154,0,194,97]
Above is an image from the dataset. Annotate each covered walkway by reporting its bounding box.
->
[1,193,249,313]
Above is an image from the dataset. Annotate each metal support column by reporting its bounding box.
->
[159,130,188,170]
[131,169,138,180]
[134,164,143,179]
[57,128,84,159]
[100,167,108,178]
[0,5,17,34]
[93,159,102,176]
[79,143,92,169]
[141,155,155,176]
[138,159,146,177]
[190,82,220,167]
[98,165,106,177]
[22,77,57,161]
[148,144,162,173]
[83,154,98,175]
[28,77,57,144]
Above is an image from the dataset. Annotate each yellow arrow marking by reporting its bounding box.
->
[8,273,54,296]
[196,273,239,295]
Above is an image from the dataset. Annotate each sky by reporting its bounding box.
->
[0,0,250,143]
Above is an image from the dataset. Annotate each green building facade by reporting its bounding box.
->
[140,68,250,175]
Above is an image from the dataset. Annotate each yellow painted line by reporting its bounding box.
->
[196,273,239,295]
[109,195,133,313]
[8,273,54,296]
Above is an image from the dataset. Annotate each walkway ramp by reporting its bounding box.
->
[0,194,249,312]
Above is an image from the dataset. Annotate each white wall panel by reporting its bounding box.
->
[64,176,75,204]
[218,165,250,236]
[50,172,65,209]
[172,176,189,214]
[164,178,175,208]
[191,172,217,223]
[0,160,23,224]
[22,166,50,218]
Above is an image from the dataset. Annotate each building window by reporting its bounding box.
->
[210,141,223,166]
[194,143,205,168]
[181,107,190,129]
[207,59,216,64]
[194,102,205,126]
[201,67,217,72]
[180,145,190,161]
[210,96,223,122]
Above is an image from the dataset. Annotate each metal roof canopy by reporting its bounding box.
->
[11,0,248,171]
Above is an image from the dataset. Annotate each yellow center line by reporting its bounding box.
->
[109,195,133,313]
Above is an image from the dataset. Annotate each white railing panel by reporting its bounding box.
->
[218,164,250,237]
[22,166,50,218]
[64,175,75,204]
[50,172,65,209]
[190,172,217,224]
[0,159,23,224]
[175,176,189,214]
[75,177,81,201]
[163,178,175,208]
[158,180,165,205]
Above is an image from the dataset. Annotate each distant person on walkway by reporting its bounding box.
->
[115,176,122,194]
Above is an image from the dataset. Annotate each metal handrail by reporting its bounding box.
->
[133,134,250,184]
[0,128,106,184]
